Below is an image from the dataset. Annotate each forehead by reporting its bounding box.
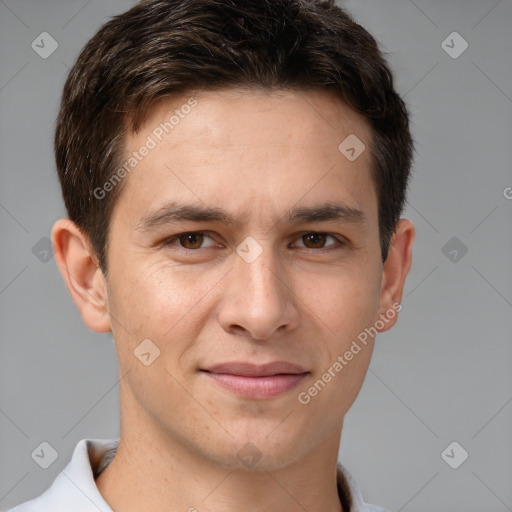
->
[113,87,377,231]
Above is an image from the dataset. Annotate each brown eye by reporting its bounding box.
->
[296,232,341,250]
[301,232,327,248]
[163,231,217,250]
[178,232,205,249]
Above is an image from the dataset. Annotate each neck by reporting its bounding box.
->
[96,416,345,512]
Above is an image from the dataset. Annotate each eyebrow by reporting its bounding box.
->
[135,200,368,232]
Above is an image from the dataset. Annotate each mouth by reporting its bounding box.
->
[200,361,310,399]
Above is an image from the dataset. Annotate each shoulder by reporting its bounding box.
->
[6,491,51,512]
[5,438,117,512]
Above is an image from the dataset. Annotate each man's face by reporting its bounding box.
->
[104,88,387,470]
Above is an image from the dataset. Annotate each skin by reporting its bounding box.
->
[52,87,415,512]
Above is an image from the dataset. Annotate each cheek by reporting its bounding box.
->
[107,259,222,351]
[296,262,381,336]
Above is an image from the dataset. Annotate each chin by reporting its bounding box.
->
[210,427,304,472]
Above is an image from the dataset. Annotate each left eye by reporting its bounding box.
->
[162,231,343,251]
[294,232,341,250]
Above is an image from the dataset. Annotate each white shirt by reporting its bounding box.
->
[7,438,388,512]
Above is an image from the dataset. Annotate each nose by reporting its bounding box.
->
[217,244,300,340]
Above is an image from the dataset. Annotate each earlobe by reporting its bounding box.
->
[51,218,111,333]
[376,219,415,333]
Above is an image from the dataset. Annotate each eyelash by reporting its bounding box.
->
[161,231,347,253]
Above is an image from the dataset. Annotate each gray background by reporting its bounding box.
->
[1,1,511,511]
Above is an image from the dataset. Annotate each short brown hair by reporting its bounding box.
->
[55,0,414,276]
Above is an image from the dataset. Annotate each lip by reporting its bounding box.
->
[200,361,309,399]
[203,361,307,377]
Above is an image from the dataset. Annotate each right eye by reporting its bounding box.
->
[161,231,220,251]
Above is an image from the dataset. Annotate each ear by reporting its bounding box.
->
[376,218,415,333]
[51,218,111,333]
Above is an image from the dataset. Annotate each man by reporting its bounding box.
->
[8,0,415,511]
